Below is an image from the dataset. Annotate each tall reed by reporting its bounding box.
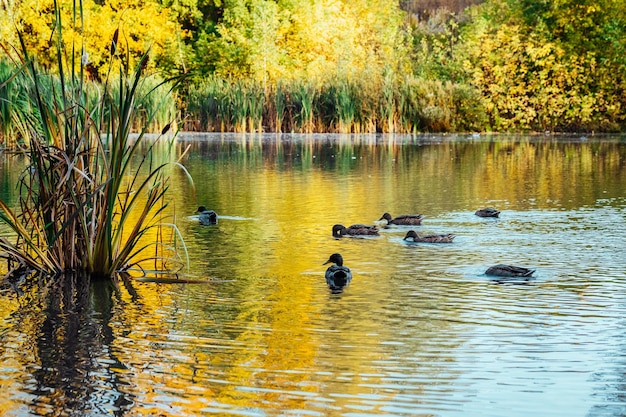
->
[0,59,177,147]
[272,82,287,132]
[181,74,485,133]
[378,70,398,132]
[290,81,316,133]
[0,3,187,283]
[112,73,179,134]
[0,59,37,147]
[246,81,265,133]
[317,81,359,133]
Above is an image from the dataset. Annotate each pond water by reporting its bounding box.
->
[1,133,626,416]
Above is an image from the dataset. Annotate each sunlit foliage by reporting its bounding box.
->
[156,0,222,73]
[458,0,626,131]
[198,0,411,85]
[2,0,626,133]
[0,0,181,79]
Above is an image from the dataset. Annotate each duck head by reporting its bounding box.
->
[324,253,344,266]
[403,230,419,240]
[332,224,346,237]
[379,212,393,222]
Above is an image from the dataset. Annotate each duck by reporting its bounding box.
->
[332,224,379,237]
[196,206,218,225]
[485,264,535,277]
[403,230,455,243]
[323,253,352,293]
[475,207,500,218]
[379,212,424,225]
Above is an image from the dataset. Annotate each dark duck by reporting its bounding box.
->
[323,253,353,293]
[196,206,218,225]
[485,264,535,277]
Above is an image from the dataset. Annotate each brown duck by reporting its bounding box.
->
[379,212,424,225]
[403,230,455,243]
[475,208,500,218]
[332,224,379,237]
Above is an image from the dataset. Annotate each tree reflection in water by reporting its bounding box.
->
[15,276,133,415]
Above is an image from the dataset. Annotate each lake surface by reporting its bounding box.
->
[1,133,626,416]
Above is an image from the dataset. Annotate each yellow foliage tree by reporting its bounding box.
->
[0,0,182,79]
[461,0,625,131]
[203,0,411,86]
[288,0,410,82]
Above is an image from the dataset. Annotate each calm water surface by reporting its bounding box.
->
[1,133,626,416]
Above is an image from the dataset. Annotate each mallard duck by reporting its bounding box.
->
[323,253,352,292]
[379,212,424,225]
[332,224,379,237]
[403,230,455,243]
[485,264,535,277]
[475,207,500,218]
[196,206,218,225]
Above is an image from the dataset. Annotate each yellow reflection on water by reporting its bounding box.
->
[1,134,626,415]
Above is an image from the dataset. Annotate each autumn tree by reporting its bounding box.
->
[0,0,182,78]
[459,0,626,131]
[194,0,411,85]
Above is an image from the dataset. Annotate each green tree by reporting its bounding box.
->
[156,0,223,73]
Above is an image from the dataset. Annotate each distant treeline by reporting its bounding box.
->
[1,0,625,139]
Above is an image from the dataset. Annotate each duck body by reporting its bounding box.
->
[475,208,500,218]
[403,230,455,243]
[323,253,352,293]
[379,212,423,225]
[196,206,218,225]
[485,264,535,277]
[332,224,379,237]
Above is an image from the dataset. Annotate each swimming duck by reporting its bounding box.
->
[379,212,424,225]
[332,224,379,237]
[485,264,535,277]
[196,206,218,225]
[475,208,500,218]
[323,253,352,293]
[403,230,455,243]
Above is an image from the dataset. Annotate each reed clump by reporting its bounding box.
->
[0,59,36,148]
[182,74,485,133]
[0,6,188,285]
[0,59,177,148]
